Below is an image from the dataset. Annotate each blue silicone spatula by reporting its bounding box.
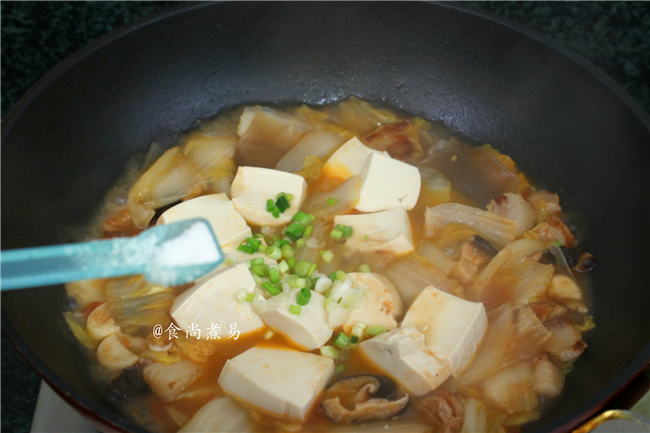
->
[0,218,223,290]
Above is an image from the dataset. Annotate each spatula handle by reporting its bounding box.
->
[0,238,144,290]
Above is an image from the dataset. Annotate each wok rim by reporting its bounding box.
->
[2,2,649,433]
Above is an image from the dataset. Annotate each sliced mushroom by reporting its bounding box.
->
[321,375,409,423]
[416,389,464,433]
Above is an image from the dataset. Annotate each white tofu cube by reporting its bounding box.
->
[360,327,451,396]
[170,263,264,337]
[402,286,487,377]
[356,153,421,212]
[158,194,251,247]
[260,289,332,350]
[343,273,402,334]
[334,207,414,256]
[218,346,334,421]
[323,137,387,178]
[231,167,307,227]
[179,396,255,433]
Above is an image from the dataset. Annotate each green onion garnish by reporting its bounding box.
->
[252,273,264,286]
[254,233,265,239]
[335,365,345,372]
[322,250,335,263]
[333,332,349,349]
[330,271,337,282]
[278,260,290,274]
[262,282,281,296]
[554,241,562,246]
[275,195,291,213]
[281,244,294,259]
[303,225,313,238]
[365,325,388,336]
[251,264,267,277]
[336,270,347,281]
[237,244,256,254]
[296,287,312,306]
[296,238,306,248]
[336,224,353,238]
[246,237,262,250]
[308,214,316,222]
[288,258,296,269]
[289,304,301,315]
[292,211,311,225]
[320,345,339,359]
[358,264,371,273]
[258,244,266,253]
[265,245,283,260]
[266,199,275,212]
[251,257,265,266]
[350,335,359,345]
[307,263,318,278]
[285,221,306,241]
[246,293,255,302]
[268,266,280,284]
[294,261,311,277]
[330,228,343,241]
[327,198,339,206]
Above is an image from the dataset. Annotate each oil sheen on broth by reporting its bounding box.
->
[64,97,597,433]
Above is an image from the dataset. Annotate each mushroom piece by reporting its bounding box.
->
[321,375,409,423]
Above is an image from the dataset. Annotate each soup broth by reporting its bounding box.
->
[64,97,595,433]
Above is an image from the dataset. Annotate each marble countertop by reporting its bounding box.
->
[1,2,648,432]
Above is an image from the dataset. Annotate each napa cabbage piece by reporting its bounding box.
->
[424,203,518,248]
[384,253,460,308]
[480,361,538,414]
[127,147,211,229]
[461,398,507,433]
[275,130,346,173]
[419,143,519,208]
[510,258,555,306]
[325,97,402,136]
[303,176,362,219]
[235,107,315,168]
[105,276,175,334]
[419,167,452,204]
[418,240,457,276]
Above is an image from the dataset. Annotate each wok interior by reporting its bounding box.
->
[2,3,649,433]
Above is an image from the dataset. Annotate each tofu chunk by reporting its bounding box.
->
[360,327,451,396]
[343,273,402,334]
[356,153,421,212]
[170,263,264,337]
[260,289,332,350]
[158,194,251,247]
[402,286,487,376]
[231,167,307,226]
[323,137,387,178]
[218,346,334,421]
[179,396,255,433]
[334,207,414,256]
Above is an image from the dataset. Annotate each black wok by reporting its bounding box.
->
[2,3,649,433]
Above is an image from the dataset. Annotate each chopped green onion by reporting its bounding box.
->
[296,238,306,248]
[307,263,318,278]
[322,250,335,263]
[278,260,290,274]
[327,198,339,206]
[245,260,252,269]
[287,193,294,201]
[258,244,267,253]
[225,258,235,267]
[254,233,265,239]
[304,225,313,238]
[297,287,312,306]
[330,228,343,241]
[294,261,311,277]
[251,264,267,277]
[246,293,255,302]
[272,207,280,218]
[335,364,345,372]
[320,345,339,359]
[236,290,248,303]
[288,258,296,269]
[262,282,281,296]
[365,325,388,336]
[266,245,283,260]
[285,221,306,241]
[289,304,301,315]
[288,277,304,289]
[278,239,290,247]
[364,235,370,240]
[333,332,349,349]
[336,224,353,238]
[554,241,562,246]
[351,323,366,345]
[358,264,371,273]
[252,274,265,286]
[237,244,256,254]
[266,199,275,212]
[292,211,311,225]
[275,195,291,213]
[268,267,280,284]
[308,213,316,222]
[251,257,265,266]
[350,335,359,345]
[246,237,262,250]
[330,271,337,282]
[336,270,347,281]
[281,244,295,259]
